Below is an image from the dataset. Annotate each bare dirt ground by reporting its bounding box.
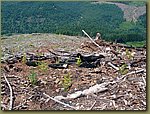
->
[1,33,146,110]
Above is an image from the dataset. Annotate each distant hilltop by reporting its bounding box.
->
[1,1,146,43]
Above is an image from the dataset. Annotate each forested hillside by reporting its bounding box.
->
[1,1,146,43]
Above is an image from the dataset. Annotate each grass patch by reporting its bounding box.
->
[129,1,146,7]
[125,41,146,47]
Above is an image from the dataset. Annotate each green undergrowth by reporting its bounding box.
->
[28,70,37,85]
[62,73,72,91]
[125,41,146,47]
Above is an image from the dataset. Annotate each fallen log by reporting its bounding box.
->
[59,58,78,65]
[26,61,39,67]
[77,53,105,62]
[54,82,109,101]
[79,60,100,68]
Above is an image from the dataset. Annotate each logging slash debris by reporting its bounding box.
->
[1,31,146,110]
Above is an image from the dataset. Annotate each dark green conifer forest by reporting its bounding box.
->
[1,1,146,44]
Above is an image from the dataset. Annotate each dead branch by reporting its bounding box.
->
[3,73,13,110]
[117,69,146,82]
[108,62,119,70]
[47,49,62,56]
[142,75,146,86]
[82,30,103,51]
[1,74,21,79]
[43,93,77,110]
[111,100,117,109]
[1,101,7,110]
[87,101,97,110]
[126,69,145,76]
